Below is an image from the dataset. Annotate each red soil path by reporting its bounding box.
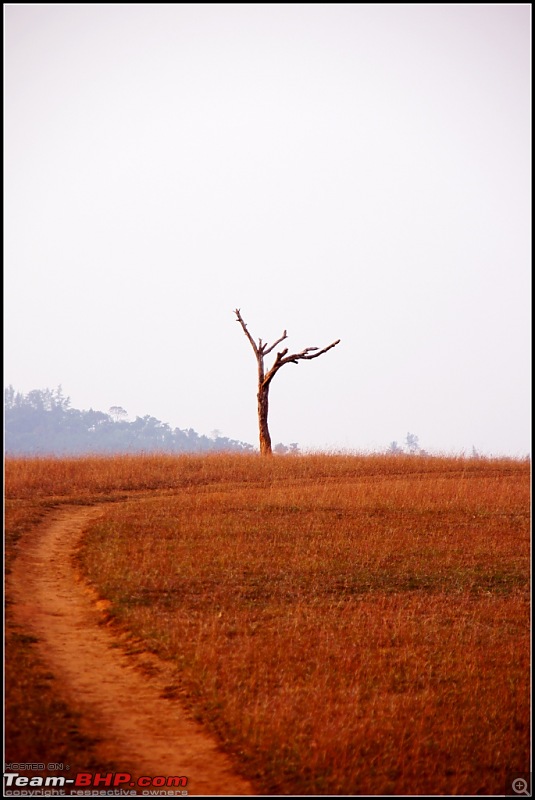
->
[9,506,254,796]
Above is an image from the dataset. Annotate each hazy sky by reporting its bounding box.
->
[4,4,531,456]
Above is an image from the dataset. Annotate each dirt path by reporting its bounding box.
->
[9,506,255,796]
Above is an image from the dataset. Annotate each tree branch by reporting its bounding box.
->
[262,330,288,355]
[291,340,341,361]
[262,339,341,387]
[234,308,259,356]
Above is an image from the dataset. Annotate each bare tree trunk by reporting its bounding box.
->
[257,385,272,455]
[234,309,340,456]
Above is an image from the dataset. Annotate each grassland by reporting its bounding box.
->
[5,452,530,794]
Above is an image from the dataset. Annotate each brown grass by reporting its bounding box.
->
[5,453,530,794]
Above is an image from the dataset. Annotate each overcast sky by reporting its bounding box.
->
[4,4,531,456]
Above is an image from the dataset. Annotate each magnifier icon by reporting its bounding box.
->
[512,778,530,796]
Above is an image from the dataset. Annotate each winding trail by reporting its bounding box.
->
[10,505,254,796]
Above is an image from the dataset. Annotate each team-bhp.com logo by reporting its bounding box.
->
[3,771,188,796]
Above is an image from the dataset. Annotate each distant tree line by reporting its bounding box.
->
[4,386,255,456]
[387,433,427,456]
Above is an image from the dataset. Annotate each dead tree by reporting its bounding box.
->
[234,309,341,455]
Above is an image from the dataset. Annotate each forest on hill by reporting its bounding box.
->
[4,386,255,456]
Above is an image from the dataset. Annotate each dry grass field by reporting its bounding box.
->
[4,453,530,795]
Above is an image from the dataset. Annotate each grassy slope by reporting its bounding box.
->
[5,453,530,794]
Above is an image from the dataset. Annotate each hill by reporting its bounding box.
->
[4,385,254,455]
